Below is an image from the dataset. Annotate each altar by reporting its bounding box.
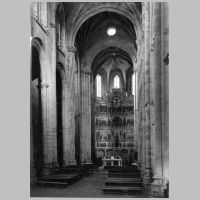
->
[102,158,122,166]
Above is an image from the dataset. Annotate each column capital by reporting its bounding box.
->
[49,23,56,28]
[81,69,91,75]
[37,82,49,89]
[67,46,77,53]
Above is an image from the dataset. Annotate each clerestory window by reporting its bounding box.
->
[114,75,120,88]
[96,74,102,97]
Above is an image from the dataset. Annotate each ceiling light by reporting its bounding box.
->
[107,27,116,36]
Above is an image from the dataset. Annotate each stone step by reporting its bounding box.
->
[105,181,142,187]
[107,177,141,180]
[102,186,142,193]
[36,180,68,188]
[108,170,140,174]
[39,173,80,184]
[106,177,142,183]
[108,172,140,178]
[104,166,139,171]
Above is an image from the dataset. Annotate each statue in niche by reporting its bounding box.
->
[123,117,126,126]
[115,133,119,148]
[96,131,100,141]
[100,134,103,141]
[123,131,126,141]
[117,106,120,112]
[96,106,99,112]
[100,105,102,112]
[104,119,107,126]
[96,118,98,126]
[104,135,108,141]
[108,118,110,126]
[119,130,122,137]
[108,133,111,141]
[112,116,121,127]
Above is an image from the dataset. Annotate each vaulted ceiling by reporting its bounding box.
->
[92,47,133,76]
[75,11,137,59]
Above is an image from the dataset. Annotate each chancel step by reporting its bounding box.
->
[105,177,142,186]
[102,186,142,193]
[36,180,68,187]
[108,168,140,173]
[104,166,139,170]
[108,172,140,178]
[39,173,80,185]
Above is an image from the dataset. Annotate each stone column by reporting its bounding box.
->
[62,46,77,166]
[141,78,146,175]
[136,63,144,170]
[135,38,143,170]
[48,20,59,169]
[38,81,56,175]
[30,120,36,182]
[150,2,164,197]
[143,2,152,185]
[80,68,92,164]
[161,2,169,189]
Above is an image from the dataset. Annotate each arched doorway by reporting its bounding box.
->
[31,45,43,178]
[56,67,63,166]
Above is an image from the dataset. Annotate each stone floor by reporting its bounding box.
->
[30,170,149,198]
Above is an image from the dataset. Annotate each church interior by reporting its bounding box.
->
[30,2,169,198]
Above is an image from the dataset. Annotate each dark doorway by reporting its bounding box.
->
[31,46,43,177]
[56,68,63,166]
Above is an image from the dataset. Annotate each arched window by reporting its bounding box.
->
[96,74,102,97]
[114,75,120,88]
[132,73,135,96]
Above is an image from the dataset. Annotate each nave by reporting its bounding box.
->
[31,2,169,198]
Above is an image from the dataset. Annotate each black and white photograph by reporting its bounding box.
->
[30,1,169,198]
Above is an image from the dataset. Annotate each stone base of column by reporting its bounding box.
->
[68,159,77,166]
[149,177,165,197]
[63,159,77,166]
[41,164,52,176]
[140,162,146,177]
[143,167,152,185]
[30,163,37,183]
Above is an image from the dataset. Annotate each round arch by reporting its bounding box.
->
[71,4,142,46]
[31,37,47,83]
[56,62,66,81]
